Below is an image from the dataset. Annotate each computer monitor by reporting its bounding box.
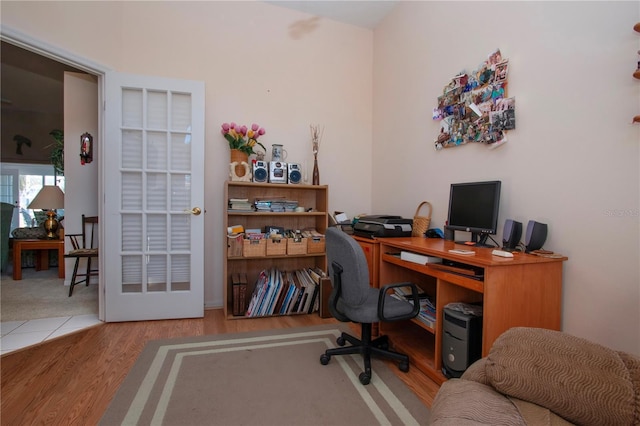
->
[446,180,501,247]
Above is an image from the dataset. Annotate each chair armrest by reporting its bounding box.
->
[328,262,351,322]
[377,282,421,321]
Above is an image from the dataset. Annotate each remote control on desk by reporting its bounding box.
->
[448,249,475,255]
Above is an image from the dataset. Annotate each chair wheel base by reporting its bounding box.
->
[359,372,371,385]
[320,354,331,365]
[399,361,410,373]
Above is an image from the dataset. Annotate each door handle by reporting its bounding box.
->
[186,207,202,216]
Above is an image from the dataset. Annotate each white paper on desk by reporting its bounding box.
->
[335,213,348,223]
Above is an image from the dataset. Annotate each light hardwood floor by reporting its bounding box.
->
[0,309,440,425]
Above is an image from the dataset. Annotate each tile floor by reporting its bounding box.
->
[0,314,101,355]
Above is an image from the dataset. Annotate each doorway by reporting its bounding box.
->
[0,40,100,322]
[2,27,207,324]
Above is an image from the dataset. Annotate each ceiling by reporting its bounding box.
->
[266,1,398,29]
[1,41,84,115]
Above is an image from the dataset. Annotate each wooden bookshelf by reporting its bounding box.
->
[223,181,328,319]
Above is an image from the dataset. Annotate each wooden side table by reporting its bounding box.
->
[12,239,65,280]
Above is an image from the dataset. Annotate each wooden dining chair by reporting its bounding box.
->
[64,215,98,297]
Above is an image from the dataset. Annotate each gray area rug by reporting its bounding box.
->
[101,324,430,425]
[1,268,97,321]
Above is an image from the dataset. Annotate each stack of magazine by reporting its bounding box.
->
[228,198,254,212]
[245,267,326,317]
[392,285,436,328]
[254,198,299,212]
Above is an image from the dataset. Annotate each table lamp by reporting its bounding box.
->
[28,185,65,239]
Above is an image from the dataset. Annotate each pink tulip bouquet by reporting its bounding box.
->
[221,122,266,155]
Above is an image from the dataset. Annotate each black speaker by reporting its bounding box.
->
[502,219,522,251]
[525,220,547,253]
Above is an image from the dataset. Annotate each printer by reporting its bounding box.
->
[353,215,413,238]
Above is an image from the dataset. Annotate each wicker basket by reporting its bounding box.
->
[287,237,308,255]
[412,201,432,237]
[307,235,326,254]
[243,238,266,257]
[227,234,244,258]
[266,237,287,256]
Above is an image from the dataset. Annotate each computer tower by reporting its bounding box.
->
[442,307,483,378]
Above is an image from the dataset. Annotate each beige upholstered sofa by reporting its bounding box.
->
[430,327,640,425]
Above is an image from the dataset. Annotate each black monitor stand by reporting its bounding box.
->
[455,232,494,248]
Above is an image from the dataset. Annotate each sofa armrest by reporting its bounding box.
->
[430,379,525,425]
[484,327,640,426]
[460,357,489,385]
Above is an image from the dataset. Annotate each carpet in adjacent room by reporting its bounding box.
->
[1,268,97,322]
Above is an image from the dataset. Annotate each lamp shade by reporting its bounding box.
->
[28,185,65,210]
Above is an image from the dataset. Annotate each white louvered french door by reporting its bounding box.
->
[104,72,205,322]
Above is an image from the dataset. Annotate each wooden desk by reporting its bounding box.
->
[12,239,65,280]
[376,237,567,384]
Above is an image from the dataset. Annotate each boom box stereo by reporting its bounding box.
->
[502,219,522,251]
[525,220,547,253]
[252,161,268,183]
[269,161,287,184]
[287,163,302,184]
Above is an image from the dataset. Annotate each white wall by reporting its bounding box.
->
[1,1,373,310]
[373,1,640,355]
[3,0,638,356]
[63,72,99,284]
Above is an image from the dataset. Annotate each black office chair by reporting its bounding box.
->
[64,215,99,297]
[319,227,420,385]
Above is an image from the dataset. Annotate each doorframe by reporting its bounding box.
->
[1,25,110,321]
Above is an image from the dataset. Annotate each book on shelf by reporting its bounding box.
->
[391,286,436,328]
[295,269,317,314]
[245,270,268,317]
[228,198,254,212]
[244,267,319,317]
[265,269,284,316]
[254,198,299,212]
[305,267,325,313]
[256,269,275,316]
[306,267,326,284]
[290,273,305,313]
[416,312,436,328]
[273,278,289,314]
[279,272,296,315]
[392,285,428,300]
[318,277,333,318]
[232,273,248,316]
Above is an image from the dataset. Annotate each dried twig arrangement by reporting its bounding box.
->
[310,124,324,156]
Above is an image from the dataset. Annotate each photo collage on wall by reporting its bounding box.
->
[433,49,516,150]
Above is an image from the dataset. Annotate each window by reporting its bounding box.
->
[0,162,64,231]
